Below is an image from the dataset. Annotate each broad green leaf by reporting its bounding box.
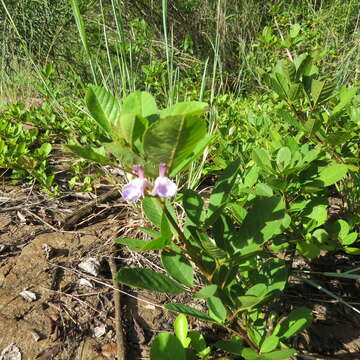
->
[273,307,313,339]
[142,197,163,226]
[296,239,321,258]
[140,227,160,238]
[254,183,273,197]
[189,228,227,259]
[252,148,272,171]
[244,166,260,187]
[103,142,143,168]
[194,285,218,299]
[188,331,210,356]
[290,23,301,38]
[116,268,184,294]
[278,109,304,131]
[115,113,147,149]
[174,314,189,348]
[169,135,213,177]
[294,53,309,72]
[141,236,168,251]
[114,236,167,252]
[331,87,357,115]
[161,250,194,287]
[236,295,264,311]
[260,335,279,353]
[214,340,245,355]
[121,91,158,118]
[342,232,358,246]
[276,147,291,168]
[165,303,214,322]
[207,159,241,225]
[310,79,335,106]
[160,101,208,118]
[113,238,145,251]
[317,163,348,186]
[234,197,290,247]
[207,296,227,323]
[262,349,297,360]
[345,247,360,255]
[183,189,205,225]
[143,115,207,175]
[36,143,52,158]
[85,85,121,133]
[150,333,186,360]
[67,145,110,164]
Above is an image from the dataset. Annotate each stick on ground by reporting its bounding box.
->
[109,253,126,360]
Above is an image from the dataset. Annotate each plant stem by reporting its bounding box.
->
[157,198,212,281]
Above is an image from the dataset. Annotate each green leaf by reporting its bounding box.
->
[160,101,208,118]
[274,307,313,339]
[142,197,163,226]
[317,163,348,186]
[114,113,147,149]
[310,79,335,106]
[261,349,297,360]
[237,295,264,311]
[254,183,273,197]
[188,331,210,356]
[165,303,214,322]
[67,144,110,164]
[113,238,145,251]
[116,268,184,294]
[143,114,207,176]
[290,23,301,38]
[207,296,227,323]
[214,340,245,355]
[121,91,158,118]
[161,250,194,287]
[207,159,241,225]
[150,333,186,360]
[174,314,189,348]
[85,85,121,133]
[183,189,205,225]
[234,197,290,246]
[331,87,357,115]
[342,232,358,246]
[103,142,143,167]
[252,148,272,171]
[189,228,227,259]
[194,285,218,299]
[141,236,169,251]
[260,335,279,353]
[114,235,167,252]
[276,147,291,168]
[169,135,213,177]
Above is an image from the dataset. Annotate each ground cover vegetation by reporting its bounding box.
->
[0,0,359,359]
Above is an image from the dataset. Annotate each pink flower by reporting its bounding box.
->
[152,163,178,198]
[121,165,151,201]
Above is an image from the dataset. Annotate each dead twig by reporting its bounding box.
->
[109,252,126,360]
[63,189,121,229]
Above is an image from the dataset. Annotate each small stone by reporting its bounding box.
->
[78,278,94,288]
[19,290,37,302]
[0,343,22,360]
[29,329,42,342]
[78,258,100,276]
[93,325,106,338]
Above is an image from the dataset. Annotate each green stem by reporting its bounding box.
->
[157,198,213,281]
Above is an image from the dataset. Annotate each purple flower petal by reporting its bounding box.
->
[121,178,150,201]
[152,176,178,198]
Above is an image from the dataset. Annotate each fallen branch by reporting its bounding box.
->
[109,251,126,360]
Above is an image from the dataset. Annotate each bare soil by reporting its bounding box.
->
[1,184,360,359]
